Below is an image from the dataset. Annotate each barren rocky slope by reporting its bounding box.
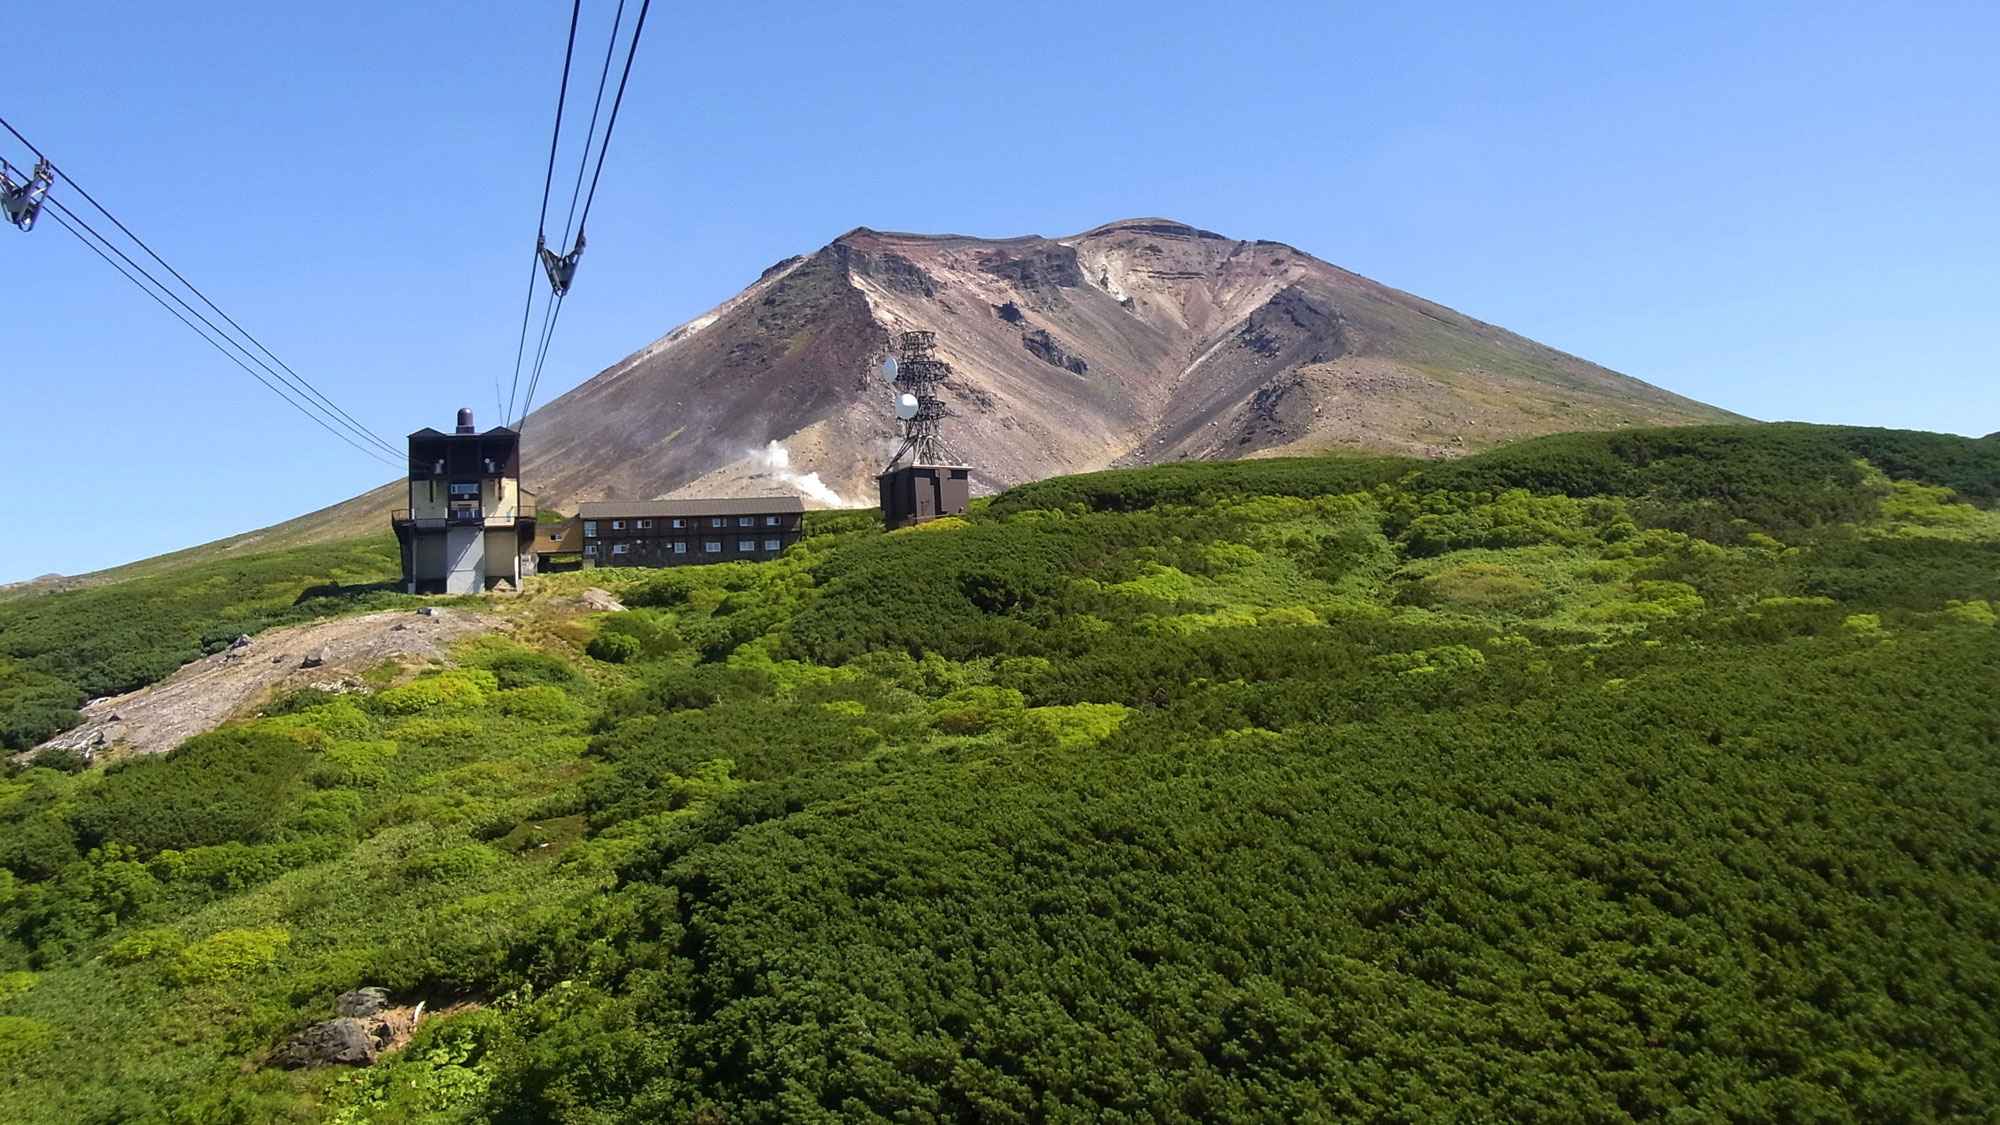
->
[29,608,500,760]
[521,218,1741,508]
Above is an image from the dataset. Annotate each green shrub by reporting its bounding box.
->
[1943,599,1999,627]
[928,686,1027,734]
[387,718,483,745]
[0,701,82,752]
[1403,562,1550,613]
[988,455,1414,515]
[494,686,578,722]
[1014,703,1131,748]
[150,840,340,891]
[69,729,313,855]
[459,638,586,691]
[168,927,290,985]
[257,698,373,741]
[0,1016,52,1063]
[1583,580,1706,623]
[371,670,496,714]
[0,971,34,999]
[0,812,79,881]
[585,631,643,664]
[324,739,400,786]
[403,843,501,883]
[1400,490,1597,557]
[102,927,187,966]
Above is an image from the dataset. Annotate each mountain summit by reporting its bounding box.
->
[520,218,1740,508]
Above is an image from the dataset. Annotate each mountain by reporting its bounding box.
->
[519,218,1741,509]
[71,219,1743,577]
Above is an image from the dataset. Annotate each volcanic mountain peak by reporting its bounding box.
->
[508,217,1738,513]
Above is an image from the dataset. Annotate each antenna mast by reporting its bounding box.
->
[883,330,963,470]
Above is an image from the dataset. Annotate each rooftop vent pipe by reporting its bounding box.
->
[456,408,476,434]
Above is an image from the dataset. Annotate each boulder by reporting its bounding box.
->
[301,645,332,668]
[273,1017,385,1068]
[578,588,626,613]
[335,987,390,1018]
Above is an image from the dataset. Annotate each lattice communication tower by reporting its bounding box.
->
[883,330,964,470]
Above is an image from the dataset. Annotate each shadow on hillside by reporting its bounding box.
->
[294,580,402,605]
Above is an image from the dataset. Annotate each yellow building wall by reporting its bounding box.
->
[408,476,521,521]
[409,479,448,521]
[485,477,522,520]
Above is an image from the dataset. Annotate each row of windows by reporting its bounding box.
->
[583,515,785,535]
[586,539,784,557]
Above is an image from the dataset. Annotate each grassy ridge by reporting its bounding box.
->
[0,423,1997,1122]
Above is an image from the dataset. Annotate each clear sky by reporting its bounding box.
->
[4,1,1996,583]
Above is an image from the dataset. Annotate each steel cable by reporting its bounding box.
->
[42,206,402,468]
[505,0,585,427]
[514,0,653,436]
[2,115,401,460]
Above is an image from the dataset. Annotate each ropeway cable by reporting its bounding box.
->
[1,115,402,461]
[513,0,653,436]
[42,194,402,464]
[505,0,586,427]
[41,206,402,468]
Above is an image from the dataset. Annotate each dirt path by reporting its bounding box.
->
[29,607,505,761]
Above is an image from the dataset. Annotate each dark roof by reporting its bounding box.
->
[577,496,807,519]
[407,426,521,439]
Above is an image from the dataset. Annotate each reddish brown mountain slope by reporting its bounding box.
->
[520,218,1740,508]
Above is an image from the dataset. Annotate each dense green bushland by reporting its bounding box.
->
[0,536,408,749]
[2,423,1999,1123]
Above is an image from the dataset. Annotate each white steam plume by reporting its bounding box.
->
[758,441,851,507]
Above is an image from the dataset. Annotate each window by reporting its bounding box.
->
[449,482,481,497]
[711,517,726,528]
[704,541,722,553]
[672,542,686,553]
[764,540,781,552]
[636,519,653,529]
[671,518,686,528]
[583,521,597,537]
[584,545,597,556]
[611,543,629,555]
[765,515,780,526]
[739,539,756,552]
[739,516,755,527]
[611,520,625,530]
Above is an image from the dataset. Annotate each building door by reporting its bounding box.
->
[445,526,485,594]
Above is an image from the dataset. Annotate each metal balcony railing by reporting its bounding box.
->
[392,509,532,526]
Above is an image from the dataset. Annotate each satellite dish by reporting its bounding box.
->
[895,393,920,420]
[880,356,898,382]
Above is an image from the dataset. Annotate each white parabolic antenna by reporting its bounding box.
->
[894,393,920,420]
[881,355,898,382]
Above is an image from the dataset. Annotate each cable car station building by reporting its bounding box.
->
[392,410,539,594]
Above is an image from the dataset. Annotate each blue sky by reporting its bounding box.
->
[3,1,1996,582]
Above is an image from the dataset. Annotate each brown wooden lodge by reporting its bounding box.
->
[536,497,807,572]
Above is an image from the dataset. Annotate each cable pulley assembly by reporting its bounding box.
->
[538,229,585,295]
[1,157,54,231]
[504,0,653,433]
